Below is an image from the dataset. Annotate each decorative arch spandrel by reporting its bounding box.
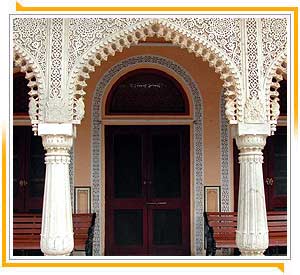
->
[67,18,243,125]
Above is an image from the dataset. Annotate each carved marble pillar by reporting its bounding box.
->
[235,134,269,256]
[40,133,74,256]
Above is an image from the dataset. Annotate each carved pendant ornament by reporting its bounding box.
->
[265,57,287,134]
[13,45,45,135]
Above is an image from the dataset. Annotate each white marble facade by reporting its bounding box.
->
[12,17,288,256]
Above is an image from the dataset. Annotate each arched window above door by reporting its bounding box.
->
[106,69,189,115]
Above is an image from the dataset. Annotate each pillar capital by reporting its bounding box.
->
[235,134,266,151]
[42,134,73,154]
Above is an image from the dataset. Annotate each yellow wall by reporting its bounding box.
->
[74,44,225,195]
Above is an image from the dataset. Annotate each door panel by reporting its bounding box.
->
[105,125,190,255]
[13,126,45,213]
[152,209,182,245]
[114,209,144,246]
[264,126,287,210]
[151,134,181,198]
[113,134,143,198]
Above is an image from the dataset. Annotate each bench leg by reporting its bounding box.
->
[85,225,95,256]
[206,229,216,256]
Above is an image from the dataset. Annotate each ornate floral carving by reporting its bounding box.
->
[168,18,242,71]
[244,98,266,123]
[246,19,260,100]
[45,19,70,123]
[261,18,287,78]
[45,99,71,123]
[67,18,142,73]
[49,19,63,99]
[68,18,241,125]
[261,18,287,133]
[91,55,204,255]
[13,18,49,75]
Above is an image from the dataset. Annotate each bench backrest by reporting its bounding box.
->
[13,213,96,250]
[204,211,287,237]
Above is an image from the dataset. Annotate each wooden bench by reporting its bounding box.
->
[13,213,96,256]
[204,211,287,256]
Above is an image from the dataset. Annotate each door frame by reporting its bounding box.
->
[90,56,208,256]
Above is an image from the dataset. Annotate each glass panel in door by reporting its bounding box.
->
[152,134,181,198]
[113,134,142,198]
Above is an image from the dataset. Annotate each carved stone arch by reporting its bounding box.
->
[13,44,46,134]
[263,50,287,134]
[69,18,241,125]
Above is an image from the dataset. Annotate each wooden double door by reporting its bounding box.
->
[105,125,190,255]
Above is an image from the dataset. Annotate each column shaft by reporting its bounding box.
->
[40,134,74,256]
[235,134,269,256]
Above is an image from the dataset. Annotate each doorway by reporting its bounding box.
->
[105,125,190,255]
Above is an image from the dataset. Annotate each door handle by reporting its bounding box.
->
[266,178,274,186]
[269,178,274,186]
[145,202,167,206]
[19,180,28,187]
[19,180,24,187]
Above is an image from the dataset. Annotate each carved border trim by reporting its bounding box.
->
[220,91,231,212]
[13,45,45,134]
[91,55,204,255]
[70,19,241,125]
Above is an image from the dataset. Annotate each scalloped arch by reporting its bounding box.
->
[13,44,46,134]
[68,19,242,124]
[263,50,287,134]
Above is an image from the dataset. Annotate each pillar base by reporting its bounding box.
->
[44,253,71,256]
[240,249,265,256]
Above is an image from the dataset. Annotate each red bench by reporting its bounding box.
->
[204,211,287,255]
[13,213,96,255]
